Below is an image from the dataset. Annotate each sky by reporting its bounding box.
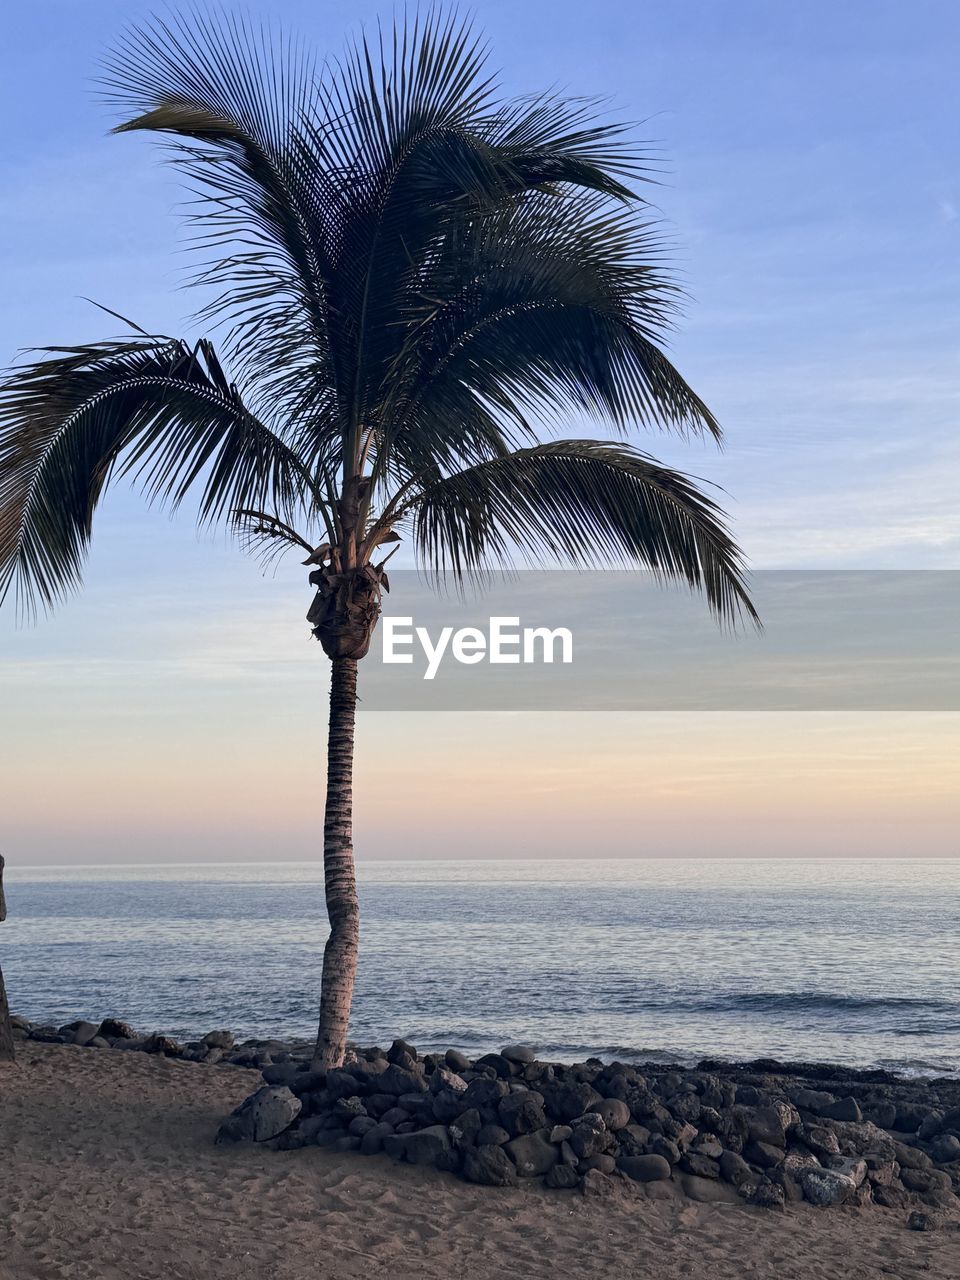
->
[1,0,958,863]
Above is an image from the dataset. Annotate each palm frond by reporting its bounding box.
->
[100,11,338,424]
[407,440,757,625]
[0,335,316,611]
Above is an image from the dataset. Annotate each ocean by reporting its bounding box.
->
[3,858,958,1075]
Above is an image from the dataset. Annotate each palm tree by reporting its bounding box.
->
[0,10,756,1069]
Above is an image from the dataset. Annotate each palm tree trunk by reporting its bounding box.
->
[313,657,361,1069]
[0,855,14,1062]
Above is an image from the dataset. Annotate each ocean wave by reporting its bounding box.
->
[689,992,957,1016]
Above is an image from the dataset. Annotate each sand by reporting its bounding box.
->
[0,1044,956,1280]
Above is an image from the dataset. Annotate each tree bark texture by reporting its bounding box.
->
[312,658,361,1069]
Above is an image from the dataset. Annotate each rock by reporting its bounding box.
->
[217,1087,301,1143]
[917,1112,944,1141]
[89,1036,111,1049]
[651,1136,681,1165]
[719,1150,753,1187]
[822,1096,862,1124]
[569,1114,606,1159]
[690,1133,723,1159]
[799,1166,857,1207]
[907,1210,942,1232]
[430,1067,467,1095]
[506,1130,559,1177]
[444,1048,471,1072]
[202,1030,235,1050]
[835,1157,868,1187]
[386,1037,418,1065]
[542,1081,603,1122]
[69,1021,99,1047]
[348,1115,379,1138]
[749,1180,786,1211]
[790,1088,837,1116]
[449,1109,482,1144]
[901,1167,952,1193]
[498,1091,547,1137]
[681,1152,720,1179]
[930,1134,960,1165]
[143,1033,179,1056]
[744,1141,785,1170]
[501,1044,537,1065]
[98,1018,136,1040]
[476,1124,511,1146]
[580,1153,616,1174]
[475,1053,513,1078]
[462,1077,509,1110]
[679,1174,740,1204]
[289,1070,326,1096]
[463,1144,519,1187]
[588,1098,631,1131]
[378,1064,426,1096]
[864,1100,897,1129]
[251,1087,302,1142]
[894,1104,930,1132]
[549,1124,573,1143]
[892,1141,933,1171]
[380,1106,410,1128]
[404,1125,452,1167]
[431,1089,469,1123]
[333,1095,367,1122]
[545,1164,580,1190]
[262,1063,301,1087]
[580,1169,624,1199]
[873,1184,910,1209]
[382,1133,409,1160]
[360,1121,395,1155]
[744,1106,787,1149]
[618,1154,672,1183]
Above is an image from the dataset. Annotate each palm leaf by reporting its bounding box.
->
[0,335,317,611]
[407,440,757,625]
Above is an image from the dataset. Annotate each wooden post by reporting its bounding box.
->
[0,855,14,1061]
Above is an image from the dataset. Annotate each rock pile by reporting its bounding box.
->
[216,1038,960,1215]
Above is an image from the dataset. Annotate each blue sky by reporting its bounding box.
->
[2,2,959,862]
[4,0,960,567]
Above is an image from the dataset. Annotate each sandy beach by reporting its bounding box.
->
[0,1044,955,1280]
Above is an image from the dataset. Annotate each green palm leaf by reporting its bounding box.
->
[407,440,757,625]
[0,335,316,610]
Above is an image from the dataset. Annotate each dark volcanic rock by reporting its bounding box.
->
[719,1150,753,1187]
[541,1081,604,1122]
[506,1131,559,1177]
[498,1091,547,1137]
[618,1154,672,1183]
[931,1134,960,1165]
[501,1044,537,1065]
[476,1124,511,1146]
[463,1144,519,1186]
[404,1125,452,1167]
[907,1210,943,1232]
[822,1096,862,1124]
[98,1018,137,1040]
[545,1164,580,1190]
[681,1152,720,1179]
[589,1098,630,1131]
[378,1064,427,1097]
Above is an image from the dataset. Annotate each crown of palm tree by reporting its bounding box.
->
[0,7,756,627]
